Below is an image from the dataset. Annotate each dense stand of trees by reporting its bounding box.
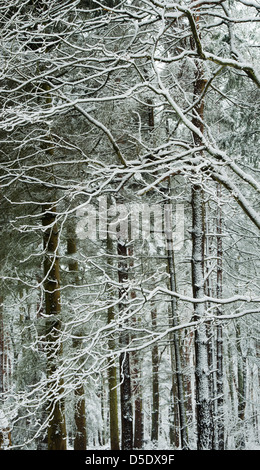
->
[0,0,259,450]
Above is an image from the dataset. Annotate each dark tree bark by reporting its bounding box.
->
[43,205,67,450]
[118,241,133,450]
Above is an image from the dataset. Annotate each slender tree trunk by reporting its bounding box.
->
[0,295,4,399]
[151,308,159,446]
[43,205,67,450]
[166,244,188,449]
[191,187,213,450]
[133,377,143,449]
[236,324,247,449]
[191,65,213,448]
[107,303,120,451]
[205,212,220,450]
[132,318,143,449]
[0,295,11,449]
[107,326,120,450]
[169,378,179,448]
[190,17,214,444]
[74,383,87,450]
[107,226,120,450]
[216,193,224,449]
[119,340,133,451]
[39,80,66,449]
[165,200,180,449]
[66,222,87,450]
[99,375,106,447]
[118,241,133,450]
[204,196,224,450]
[129,246,143,449]
[227,338,236,448]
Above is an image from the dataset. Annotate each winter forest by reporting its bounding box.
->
[0,0,259,452]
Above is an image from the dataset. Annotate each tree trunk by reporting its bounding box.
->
[107,338,120,450]
[0,295,4,398]
[236,324,247,449]
[133,382,143,449]
[190,16,214,444]
[166,244,188,449]
[205,214,218,449]
[107,302,120,450]
[43,205,67,450]
[151,308,159,446]
[67,221,87,450]
[0,295,11,449]
[118,241,133,450]
[129,247,143,450]
[191,186,213,450]
[107,229,120,450]
[74,383,87,450]
[216,194,224,449]
[132,330,143,449]
[169,380,179,448]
